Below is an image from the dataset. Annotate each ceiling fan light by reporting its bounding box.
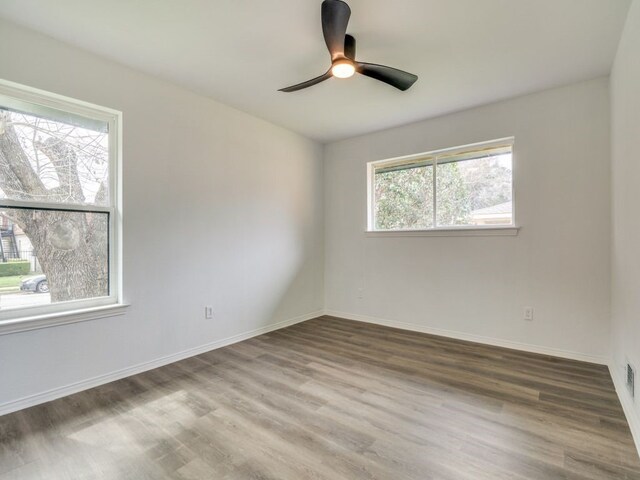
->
[331,61,356,78]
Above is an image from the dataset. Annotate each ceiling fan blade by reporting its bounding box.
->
[322,0,351,60]
[356,62,418,91]
[278,70,332,92]
[344,34,356,60]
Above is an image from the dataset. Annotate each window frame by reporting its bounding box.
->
[367,137,518,235]
[0,79,124,327]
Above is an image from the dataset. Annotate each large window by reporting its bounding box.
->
[368,139,514,231]
[0,81,121,321]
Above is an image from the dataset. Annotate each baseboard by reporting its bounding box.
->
[323,310,608,365]
[0,310,323,417]
[0,309,611,418]
[609,362,640,457]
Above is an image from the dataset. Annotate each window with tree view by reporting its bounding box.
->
[370,140,514,231]
[0,82,120,318]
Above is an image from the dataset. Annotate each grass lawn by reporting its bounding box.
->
[0,275,25,289]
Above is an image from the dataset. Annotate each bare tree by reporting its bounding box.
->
[0,110,109,303]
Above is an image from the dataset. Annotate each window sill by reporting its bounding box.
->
[365,226,520,237]
[0,303,129,336]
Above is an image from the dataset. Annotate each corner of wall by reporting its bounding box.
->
[608,0,640,459]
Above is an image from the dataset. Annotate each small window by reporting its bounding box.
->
[0,81,121,319]
[368,139,514,231]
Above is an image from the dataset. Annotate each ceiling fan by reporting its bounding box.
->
[279,0,418,93]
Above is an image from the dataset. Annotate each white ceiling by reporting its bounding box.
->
[0,0,631,143]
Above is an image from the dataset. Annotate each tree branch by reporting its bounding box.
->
[35,137,85,203]
[0,112,47,198]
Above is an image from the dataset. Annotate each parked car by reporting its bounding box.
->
[20,274,49,293]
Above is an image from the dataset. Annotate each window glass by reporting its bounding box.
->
[0,107,109,206]
[0,85,118,318]
[370,141,514,231]
[0,208,109,310]
[436,152,512,227]
[375,164,434,230]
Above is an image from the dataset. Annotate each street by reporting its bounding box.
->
[0,292,51,309]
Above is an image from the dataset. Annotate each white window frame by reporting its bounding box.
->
[0,79,125,333]
[366,137,519,236]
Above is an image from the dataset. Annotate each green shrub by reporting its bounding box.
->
[0,261,30,277]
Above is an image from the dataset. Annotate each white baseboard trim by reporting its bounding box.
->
[323,310,608,365]
[0,310,323,417]
[609,362,640,457]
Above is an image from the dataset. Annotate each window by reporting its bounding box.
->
[0,80,121,322]
[368,139,514,232]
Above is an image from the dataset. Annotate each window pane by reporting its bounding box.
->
[374,165,434,230]
[0,208,108,311]
[436,152,513,227]
[0,106,109,206]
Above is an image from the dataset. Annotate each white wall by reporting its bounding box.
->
[324,78,611,361]
[0,20,324,410]
[611,0,640,447]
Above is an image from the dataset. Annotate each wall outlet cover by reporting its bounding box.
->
[524,307,534,321]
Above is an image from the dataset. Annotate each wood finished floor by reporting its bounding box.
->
[1,316,639,480]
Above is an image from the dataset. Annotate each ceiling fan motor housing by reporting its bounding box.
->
[278,0,418,92]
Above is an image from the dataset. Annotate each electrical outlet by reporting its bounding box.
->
[524,307,533,321]
[357,288,364,299]
[205,306,213,319]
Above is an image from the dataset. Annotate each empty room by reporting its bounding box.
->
[0,0,639,478]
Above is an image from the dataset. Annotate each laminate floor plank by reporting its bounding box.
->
[1,316,638,479]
